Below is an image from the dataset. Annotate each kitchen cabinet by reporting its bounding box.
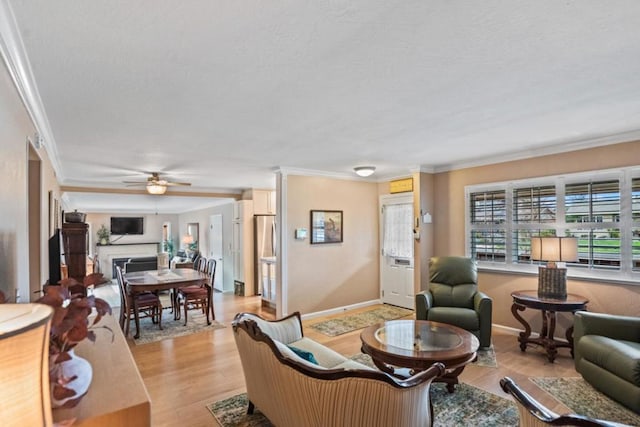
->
[252,189,276,215]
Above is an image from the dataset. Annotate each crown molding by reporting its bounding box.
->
[0,0,63,178]
[431,129,640,173]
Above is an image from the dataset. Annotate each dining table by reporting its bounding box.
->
[124,268,209,339]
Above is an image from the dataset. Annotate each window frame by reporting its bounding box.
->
[465,167,640,284]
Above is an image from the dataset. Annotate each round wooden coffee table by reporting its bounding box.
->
[360,319,479,392]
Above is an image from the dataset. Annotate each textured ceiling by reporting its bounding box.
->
[5,1,640,213]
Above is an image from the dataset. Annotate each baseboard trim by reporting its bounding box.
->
[301,299,382,320]
[493,324,522,336]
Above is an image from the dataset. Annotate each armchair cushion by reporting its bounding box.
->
[427,307,480,331]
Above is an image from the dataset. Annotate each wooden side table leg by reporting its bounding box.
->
[546,311,558,363]
[511,302,530,352]
[540,310,549,338]
[566,325,575,358]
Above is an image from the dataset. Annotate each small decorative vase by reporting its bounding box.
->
[51,349,93,408]
[100,238,108,245]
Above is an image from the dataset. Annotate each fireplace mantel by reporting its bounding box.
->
[96,243,160,279]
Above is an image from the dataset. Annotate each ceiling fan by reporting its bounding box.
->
[123,172,191,195]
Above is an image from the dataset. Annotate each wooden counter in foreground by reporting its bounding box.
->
[53,314,151,426]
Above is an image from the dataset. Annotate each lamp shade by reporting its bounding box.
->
[531,237,578,262]
[0,303,54,426]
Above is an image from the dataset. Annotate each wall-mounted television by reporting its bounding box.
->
[110,217,144,235]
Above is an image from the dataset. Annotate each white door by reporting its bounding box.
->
[209,214,224,291]
[380,194,415,309]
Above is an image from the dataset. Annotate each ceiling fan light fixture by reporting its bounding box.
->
[354,166,376,177]
[147,183,167,195]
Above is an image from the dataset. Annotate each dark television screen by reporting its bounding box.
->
[110,217,144,235]
[48,228,62,285]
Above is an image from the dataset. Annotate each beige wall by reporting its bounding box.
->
[286,175,379,314]
[0,60,37,301]
[85,213,180,254]
[433,140,640,331]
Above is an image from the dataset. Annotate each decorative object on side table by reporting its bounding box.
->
[37,273,112,409]
[96,224,110,245]
[530,236,578,299]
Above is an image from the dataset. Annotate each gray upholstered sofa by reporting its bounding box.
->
[573,311,640,413]
[123,256,157,273]
[233,312,445,427]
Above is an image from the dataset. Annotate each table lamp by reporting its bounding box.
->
[530,236,578,299]
[0,303,54,427]
[182,234,194,255]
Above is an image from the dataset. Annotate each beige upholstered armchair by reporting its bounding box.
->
[233,312,445,427]
[415,256,493,348]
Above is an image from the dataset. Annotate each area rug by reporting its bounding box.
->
[207,382,518,426]
[132,310,225,345]
[475,345,498,368]
[309,305,414,337]
[531,377,640,425]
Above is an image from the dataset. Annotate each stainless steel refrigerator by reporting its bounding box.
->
[254,215,276,296]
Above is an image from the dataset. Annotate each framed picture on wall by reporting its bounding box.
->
[310,210,343,244]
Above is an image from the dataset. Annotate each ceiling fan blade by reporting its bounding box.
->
[123,181,148,184]
[124,183,147,187]
[165,182,192,186]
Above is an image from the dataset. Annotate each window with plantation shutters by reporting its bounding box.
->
[513,186,556,223]
[565,180,620,269]
[469,191,506,262]
[632,178,640,271]
[466,168,640,282]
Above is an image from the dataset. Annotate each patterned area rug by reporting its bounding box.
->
[531,377,640,425]
[207,382,518,426]
[309,305,414,336]
[475,345,498,368]
[132,309,225,345]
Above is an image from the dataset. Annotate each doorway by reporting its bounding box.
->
[379,194,414,309]
[208,214,224,292]
[28,147,41,301]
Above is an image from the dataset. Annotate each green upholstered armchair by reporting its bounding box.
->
[415,256,492,348]
[573,311,640,413]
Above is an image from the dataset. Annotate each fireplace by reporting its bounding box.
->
[112,257,132,278]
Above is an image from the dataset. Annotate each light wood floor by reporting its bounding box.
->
[126,293,580,427]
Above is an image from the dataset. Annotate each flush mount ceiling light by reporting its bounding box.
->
[147,183,167,195]
[354,166,376,177]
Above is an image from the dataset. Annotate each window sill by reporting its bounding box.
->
[477,264,640,287]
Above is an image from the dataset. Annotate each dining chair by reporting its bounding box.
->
[194,256,207,273]
[176,259,215,326]
[115,266,163,338]
[206,258,216,274]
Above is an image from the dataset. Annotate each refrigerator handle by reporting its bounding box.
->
[271,221,276,254]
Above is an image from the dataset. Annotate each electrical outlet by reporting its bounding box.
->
[15,289,20,303]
